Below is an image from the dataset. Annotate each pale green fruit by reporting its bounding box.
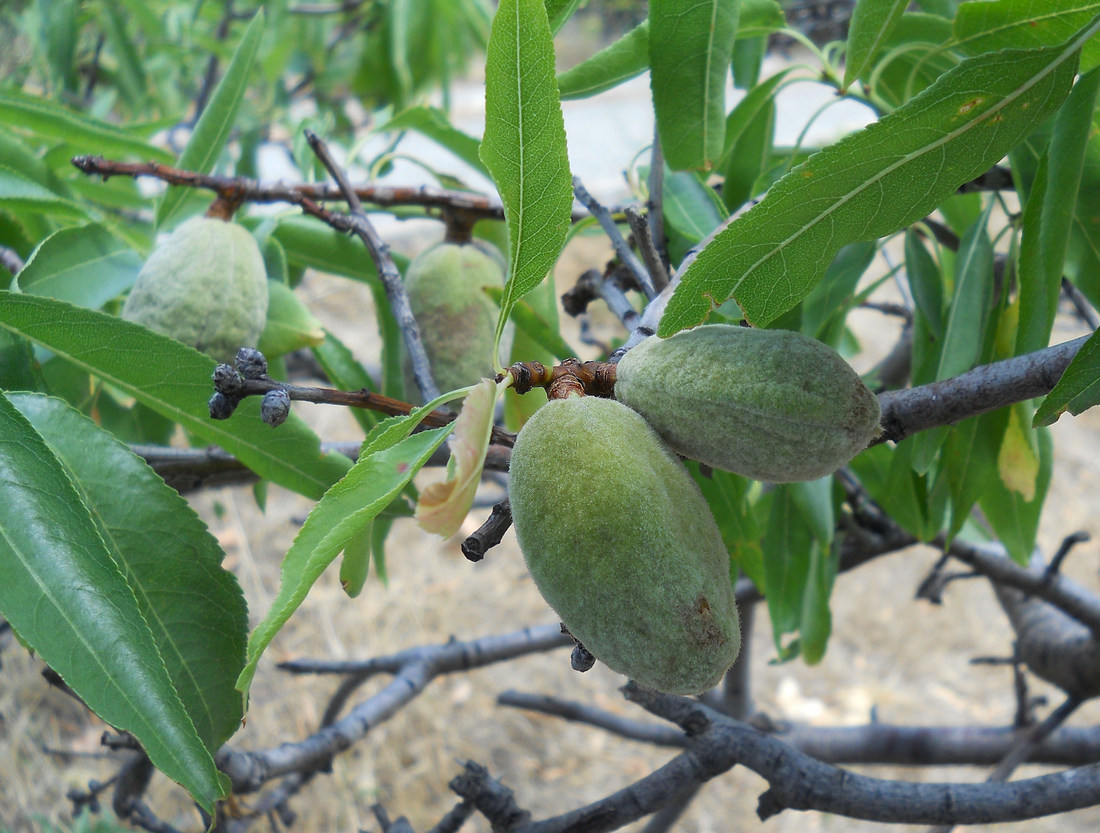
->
[615,324,881,482]
[122,216,268,364]
[508,394,741,695]
[404,240,506,399]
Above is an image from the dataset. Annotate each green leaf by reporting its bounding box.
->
[942,407,1011,541]
[480,0,573,364]
[545,0,586,34]
[955,0,1100,72]
[0,90,174,163]
[156,11,265,229]
[378,106,488,176]
[761,485,814,659]
[0,292,350,499]
[557,19,650,100]
[721,92,775,211]
[844,0,909,91]
[8,392,247,751]
[660,18,1097,332]
[650,0,740,171]
[799,542,837,665]
[101,1,149,108]
[485,285,579,360]
[691,465,765,590]
[663,168,729,244]
[15,224,142,309]
[237,414,454,697]
[1017,67,1100,355]
[273,214,393,282]
[311,331,382,434]
[1034,329,1100,424]
[0,392,226,813]
[0,164,86,219]
[258,280,325,359]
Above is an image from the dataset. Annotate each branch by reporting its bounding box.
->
[572,177,655,299]
[876,335,1088,444]
[217,625,571,793]
[624,206,669,292]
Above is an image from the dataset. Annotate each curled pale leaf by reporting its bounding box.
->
[416,378,497,538]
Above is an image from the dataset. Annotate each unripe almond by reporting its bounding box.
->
[404,240,508,399]
[122,216,268,364]
[508,394,741,695]
[615,324,881,482]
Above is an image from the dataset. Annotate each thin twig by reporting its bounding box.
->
[304,130,441,403]
[461,498,512,562]
[573,176,655,299]
[646,131,666,269]
[1061,278,1100,330]
[624,205,669,291]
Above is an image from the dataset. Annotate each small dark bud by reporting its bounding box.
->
[261,389,291,427]
[235,347,268,379]
[208,391,237,420]
[571,642,596,673]
[212,363,244,395]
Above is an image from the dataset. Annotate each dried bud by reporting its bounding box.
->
[212,363,244,395]
[236,347,268,380]
[260,388,291,426]
[208,391,238,420]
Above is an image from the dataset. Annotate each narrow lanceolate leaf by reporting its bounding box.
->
[377,106,488,176]
[0,393,226,813]
[1034,329,1100,425]
[0,165,86,219]
[480,0,572,364]
[0,292,350,499]
[0,90,174,164]
[1016,67,1100,355]
[156,10,265,229]
[650,0,741,171]
[16,224,142,309]
[558,20,650,100]
[843,0,909,90]
[237,414,454,697]
[955,0,1100,73]
[8,393,247,753]
[659,17,1099,333]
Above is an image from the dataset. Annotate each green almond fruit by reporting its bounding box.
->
[508,394,741,695]
[615,324,881,482]
[122,216,268,364]
[404,240,507,400]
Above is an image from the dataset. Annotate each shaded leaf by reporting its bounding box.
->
[258,280,325,359]
[1034,330,1100,424]
[0,292,350,499]
[650,0,740,171]
[156,11,265,229]
[378,106,488,176]
[844,0,909,91]
[558,20,650,100]
[0,89,174,163]
[16,224,142,309]
[1017,67,1100,355]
